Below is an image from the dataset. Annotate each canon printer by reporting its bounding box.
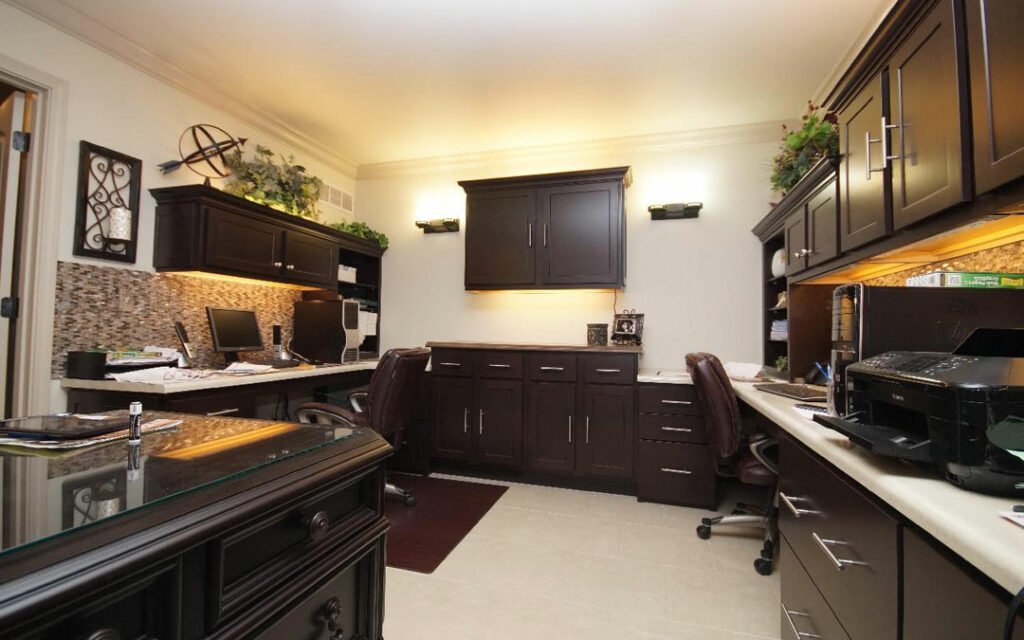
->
[814,328,1024,496]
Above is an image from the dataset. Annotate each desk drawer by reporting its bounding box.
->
[637,413,706,444]
[163,389,256,418]
[780,536,851,640]
[477,351,524,379]
[431,349,474,377]
[638,384,700,415]
[527,353,577,382]
[581,353,636,385]
[207,470,381,628]
[779,436,898,640]
[636,440,715,507]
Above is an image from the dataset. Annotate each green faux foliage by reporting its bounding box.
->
[775,356,789,372]
[224,145,323,221]
[770,101,839,195]
[329,221,389,250]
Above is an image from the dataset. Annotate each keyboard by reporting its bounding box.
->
[753,382,828,402]
[794,403,829,416]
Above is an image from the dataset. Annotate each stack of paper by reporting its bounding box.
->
[770,319,788,341]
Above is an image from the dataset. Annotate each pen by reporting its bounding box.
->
[815,362,830,383]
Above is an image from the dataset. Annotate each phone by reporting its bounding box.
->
[174,321,194,366]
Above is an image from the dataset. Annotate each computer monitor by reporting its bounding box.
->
[206,307,264,364]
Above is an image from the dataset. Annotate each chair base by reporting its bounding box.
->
[695,492,778,576]
[385,481,416,507]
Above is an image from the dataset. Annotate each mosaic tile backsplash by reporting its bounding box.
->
[864,240,1024,287]
[53,262,305,378]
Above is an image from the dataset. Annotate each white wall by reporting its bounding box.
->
[357,137,777,372]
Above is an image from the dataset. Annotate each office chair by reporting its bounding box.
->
[297,347,430,507]
[685,352,779,576]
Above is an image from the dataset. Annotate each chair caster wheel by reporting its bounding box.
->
[754,558,773,576]
[403,495,417,507]
[696,524,711,540]
[731,508,745,515]
[760,547,774,560]
[700,517,714,526]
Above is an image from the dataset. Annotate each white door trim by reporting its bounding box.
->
[0,53,69,415]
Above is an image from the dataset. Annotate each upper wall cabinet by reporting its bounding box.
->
[966,0,1024,195]
[459,167,630,290]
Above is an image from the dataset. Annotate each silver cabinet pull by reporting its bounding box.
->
[488,363,512,369]
[543,223,549,247]
[811,532,869,571]
[661,399,692,405]
[595,368,621,373]
[585,416,590,444]
[660,467,692,475]
[780,492,820,518]
[568,415,573,443]
[782,606,822,639]
[479,409,484,435]
[527,222,533,248]
[881,114,901,168]
[661,426,692,433]
[273,261,283,268]
[865,125,884,180]
[286,264,295,270]
[539,366,565,372]
[463,407,468,433]
[439,362,462,368]
[205,408,239,416]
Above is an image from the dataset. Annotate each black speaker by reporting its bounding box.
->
[66,351,107,380]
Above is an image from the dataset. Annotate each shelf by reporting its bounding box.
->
[765,275,787,285]
[338,281,378,290]
[768,307,789,313]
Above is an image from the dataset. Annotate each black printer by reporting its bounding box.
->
[814,328,1024,496]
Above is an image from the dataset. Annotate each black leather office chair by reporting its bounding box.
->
[686,352,779,575]
[297,347,430,506]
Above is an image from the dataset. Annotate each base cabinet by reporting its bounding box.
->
[579,385,634,479]
[524,382,576,473]
[476,379,523,466]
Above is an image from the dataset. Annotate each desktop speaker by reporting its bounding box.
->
[292,301,345,364]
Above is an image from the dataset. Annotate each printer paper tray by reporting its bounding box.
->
[813,414,935,464]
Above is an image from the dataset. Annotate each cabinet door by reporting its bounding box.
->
[806,179,839,267]
[475,379,523,466]
[967,0,1024,194]
[465,189,536,288]
[283,231,338,286]
[580,385,634,479]
[432,377,474,461]
[524,382,575,473]
[890,0,968,229]
[783,209,807,276]
[204,207,283,277]
[839,75,890,252]
[537,181,623,286]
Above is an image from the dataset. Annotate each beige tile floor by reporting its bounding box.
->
[384,475,781,639]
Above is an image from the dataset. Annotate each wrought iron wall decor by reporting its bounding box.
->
[74,141,142,263]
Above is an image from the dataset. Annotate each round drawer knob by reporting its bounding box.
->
[83,630,121,640]
[304,510,330,542]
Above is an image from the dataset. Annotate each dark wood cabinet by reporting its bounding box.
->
[780,536,851,640]
[283,230,338,284]
[889,0,968,229]
[806,179,839,267]
[432,361,522,468]
[476,379,523,466]
[580,384,634,479]
[205,207,284,278]
[524,382,576,473]
[432,376,474,461]
[966,0,1024,195]
[784,210,808,276]
[459,168,630,290]
[839,74,891,252]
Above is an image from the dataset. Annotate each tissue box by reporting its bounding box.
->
[337,264,357,283]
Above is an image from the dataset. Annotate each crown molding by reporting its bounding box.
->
[5,0,359,178]
[357,120,785,181]
[810,0,899,108]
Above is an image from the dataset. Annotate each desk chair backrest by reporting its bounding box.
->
[685,352,742,460]
[366,348,430,443]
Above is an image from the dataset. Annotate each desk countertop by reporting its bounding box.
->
[60,360,379,395]
[733,381,1024,594]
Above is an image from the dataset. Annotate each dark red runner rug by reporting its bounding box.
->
[384,474,507,574]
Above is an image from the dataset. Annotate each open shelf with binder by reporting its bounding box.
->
[337,245,383,361]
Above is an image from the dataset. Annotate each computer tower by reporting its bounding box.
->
[292,300,361,364]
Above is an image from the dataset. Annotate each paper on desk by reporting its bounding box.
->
[1001,511,1024,530]
[725,361,764,381]
[0,418,182,450]
[222,362,274,374]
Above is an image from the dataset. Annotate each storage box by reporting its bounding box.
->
[337,264,357,283]
[906,271,1024,289]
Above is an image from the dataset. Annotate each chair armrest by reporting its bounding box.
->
[348,391,369,414]
[748,435,778,475]
[296,402,362,428]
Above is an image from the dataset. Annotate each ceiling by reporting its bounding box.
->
[13,0,889,168]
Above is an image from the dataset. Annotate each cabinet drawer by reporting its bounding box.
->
[527,353,577,382]
[581,353,636,385]
[636,441,715,508]
[780,536,852,640]
[163,389,256,418]
[207,472,380,628]
[637,413,706,444]
[638,384,700,415]
[430,349,474,377]
[477,351,524,379]
[779,436,898,640]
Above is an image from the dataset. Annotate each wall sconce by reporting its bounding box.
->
[74,141,142,263]
[415,218,460,233]
[648,202,703,220]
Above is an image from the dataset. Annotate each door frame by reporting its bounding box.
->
[0,53,69,415]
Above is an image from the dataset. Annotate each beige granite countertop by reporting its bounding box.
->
[426,341,642,354]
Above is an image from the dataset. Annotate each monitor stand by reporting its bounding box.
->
[222,352,240,365]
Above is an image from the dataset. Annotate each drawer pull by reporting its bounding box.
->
[812,532,869,571]
[568,415,573,443]
[782,606,822,639]
[322,596,344,640]
[303,510,331,542]
[660,467,692,475]
[780,492,820,518]
[595,368,621,373]
[205,407,240,416]
[539,366,565,371]
[273,261,283,268]
[585,416,590,444]
[438,362,462,368]
[661,426,692,433]
[479,409,484,435]
[661,399,693,405]
[463,407,469,434]
[84,631,122,640]
[488,363,512,368]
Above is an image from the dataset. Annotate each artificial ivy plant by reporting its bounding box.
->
[224,145,323,220]
[329,221,389,250]
[770,101,839,195]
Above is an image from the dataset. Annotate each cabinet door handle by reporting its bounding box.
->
[568,414,573,443]
[539,366,565,372]
[595,368,621,373]
[286,264,296,270]
[528,222,533,248]
[543,223,549,247]
[661,426,692,433]
[439,362,462,368]
[660,467,692,475]
[488,363,512,369]
[205,408,240,416]
[660,399,692,405]
[779,492,820,518]
[865,128,884,181]
[479,409,484,435]
[585,416,590,444]
[322,596,344,640]
[811,532,869,571]
[782,605,822,639]
[881,115,902,168]
[273,261,283,268]
[463,407,469,433]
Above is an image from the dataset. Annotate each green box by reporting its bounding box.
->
[907,271,1024,289]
